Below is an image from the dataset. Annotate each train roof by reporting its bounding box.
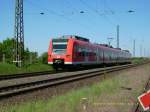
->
[96,44,130,53]
[52,35,130,53]
[55,35,89,42]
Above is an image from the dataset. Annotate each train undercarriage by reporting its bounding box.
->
[52,59,131,71]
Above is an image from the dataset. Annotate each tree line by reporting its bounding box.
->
[0,38,48,65]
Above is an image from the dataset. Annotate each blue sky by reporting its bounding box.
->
[0,0,150,56]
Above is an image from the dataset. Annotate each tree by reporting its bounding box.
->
[39,52,48,64]
[1,38,14,63]
[0,42,3,61]
[0,38,38,65]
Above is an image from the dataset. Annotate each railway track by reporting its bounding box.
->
[0,71,57,81]
[0,66,105,81]
[0,63,147,99]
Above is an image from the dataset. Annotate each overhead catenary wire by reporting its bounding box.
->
[24,0,71,21]
[24,0,96,32]
[102,0,120,23]
[64,0,101,29]
[79,0,116,26]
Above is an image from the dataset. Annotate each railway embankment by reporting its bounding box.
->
[0,63,149,112]
[87,63,150,112]
[0,63,53,75]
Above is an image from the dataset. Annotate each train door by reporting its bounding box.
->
[96,48,99,64]
[102,50,105,63]
[99,48,103,64]
[85,47,88,64]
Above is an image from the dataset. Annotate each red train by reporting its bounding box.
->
[48,35,131,69]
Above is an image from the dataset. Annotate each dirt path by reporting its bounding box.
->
[86,64,150,112]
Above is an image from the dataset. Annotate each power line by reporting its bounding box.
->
[102,0,119,22]
[61,0,79,15]
[107,37,113,46]
[25,0,71,21]
[79,0,116,26]
[25,0,95,31]
[64,0,101,29]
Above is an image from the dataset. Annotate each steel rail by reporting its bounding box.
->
[0,71,55,81]
[0,63,143,99]
[0,65,108,81]
[0,64,134,81]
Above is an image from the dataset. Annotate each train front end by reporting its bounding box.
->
[48,37,73,69]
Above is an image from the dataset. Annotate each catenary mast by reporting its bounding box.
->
[13,0,24,67]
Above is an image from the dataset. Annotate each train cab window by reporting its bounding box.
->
[53,44,67,49]
[52,44,67,54]
[52,39,68,54]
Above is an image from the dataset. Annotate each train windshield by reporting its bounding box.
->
[53,44,67,49]
[52,38,68,54]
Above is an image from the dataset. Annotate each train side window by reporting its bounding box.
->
[78,52,82,57]
[74,44,78,53]
[103,51,105,58]
[89,52,91,56]
[86,52,89,56]
[101,50,103,58]
[82,51,85,56]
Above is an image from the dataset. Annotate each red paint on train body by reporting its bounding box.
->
[48,35,131,68]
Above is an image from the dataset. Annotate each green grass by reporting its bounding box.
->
[2,76,120,112]
[24,63,53,72]
[0,57,148,75]
[131,57,149,64]
[0,63,53,75]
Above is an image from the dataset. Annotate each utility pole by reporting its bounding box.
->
[117,25,119,48]
[144,48,145,57]
[133,39,135,57]
[140,45,142,57]
[13,0,24,67]
[107,37,113,46]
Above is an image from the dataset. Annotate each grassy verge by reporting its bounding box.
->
[0,57,148,75]
[2,76,120,112]
[0,63,53,75]
[131,57,149,64]
[2,63,148,112]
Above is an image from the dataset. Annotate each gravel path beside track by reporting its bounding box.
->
[86,63,150,112]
